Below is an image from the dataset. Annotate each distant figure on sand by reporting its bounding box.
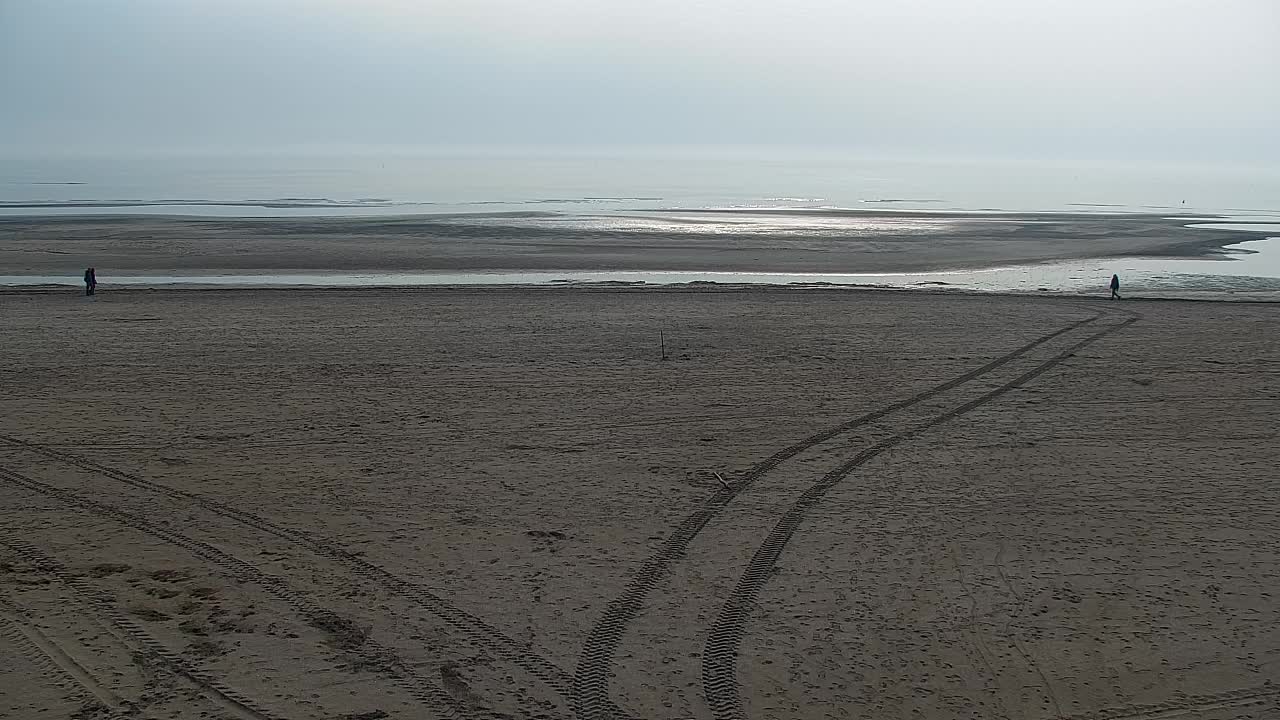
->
[1110,273,1121,300]
[84,267,97,296]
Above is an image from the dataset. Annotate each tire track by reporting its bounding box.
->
[0,433,588,714]
[0,465,470,720]
[570,313,1101,720]
[1060,683,1280,720]
[700,318,1136,720]
[0,532,286,720]
[0,600,129,718]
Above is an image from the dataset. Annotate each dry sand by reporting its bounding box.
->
[1,287,1277,720]
[0,212,1253,275]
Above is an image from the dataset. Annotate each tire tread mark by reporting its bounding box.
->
[1057,684,1280,720]
[0,601,130,718]
[0,532,289,720]
[571,314,1100,720]
[0,433,584,712]
[1069,686,1280,720]
[700,318,1136,720]
[0,465,468,720]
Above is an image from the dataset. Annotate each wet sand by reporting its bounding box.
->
[0,211,1255,275]
[1,287,1278,719]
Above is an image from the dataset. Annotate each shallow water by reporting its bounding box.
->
[6,238,1279,300]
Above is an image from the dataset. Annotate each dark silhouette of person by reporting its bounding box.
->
[84,267,97,296]
[1110,273,1121,300]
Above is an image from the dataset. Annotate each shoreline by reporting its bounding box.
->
[0,211,1270,277]
[3,283,1278,305]
[4,230,1279,301]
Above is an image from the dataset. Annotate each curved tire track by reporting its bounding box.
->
[571,313,1101,720]
[0,465,469,720]
[0,433,587,713]
[700,318,1136,720]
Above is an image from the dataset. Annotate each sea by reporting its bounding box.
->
[3,147,1280,296]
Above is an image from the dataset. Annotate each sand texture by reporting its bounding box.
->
[1,287,1277,719]
[0,212,1252,275]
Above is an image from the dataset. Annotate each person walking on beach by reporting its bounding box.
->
[84,267,97,296]
[1109,273,1121,300]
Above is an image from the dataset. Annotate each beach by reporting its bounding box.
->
[0,211,1259,276]
[2,286,1277,719]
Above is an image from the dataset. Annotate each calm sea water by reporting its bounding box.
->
[4,147,1280,217]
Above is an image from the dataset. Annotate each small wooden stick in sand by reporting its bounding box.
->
[714,472,731,490]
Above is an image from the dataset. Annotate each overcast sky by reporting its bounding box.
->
[2,0,1277,162]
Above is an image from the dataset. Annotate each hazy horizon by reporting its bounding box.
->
[3,0,1278,165]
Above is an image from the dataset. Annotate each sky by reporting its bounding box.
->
[1,0,1277,163]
